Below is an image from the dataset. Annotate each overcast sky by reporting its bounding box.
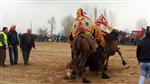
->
[0,0,150,33]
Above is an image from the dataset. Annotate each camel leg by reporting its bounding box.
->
[117,50,126,66]
[104,57,109,70]
[79,53,91,83]
[99,60,110,79]
[70,57,79,79]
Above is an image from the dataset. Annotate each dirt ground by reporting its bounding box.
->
[0,42,141,84]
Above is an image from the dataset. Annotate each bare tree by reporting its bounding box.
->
[82,4,94,21]
[136,18,147,29]
[107,10,116,27]
[123,28,130,34]
[94,6,98,21]
[37,27,48,35]
[82,4,116,27]
[103,8,107,18]
[99,9,116,27]
[47,16,56,36]
[61,15,75,36]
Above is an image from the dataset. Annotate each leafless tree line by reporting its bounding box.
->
[37,4,148,37]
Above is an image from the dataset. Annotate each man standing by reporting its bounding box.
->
[20,28,35,65]
[0,27,8,67]
[137,26,150,84]
[8,24,20,65]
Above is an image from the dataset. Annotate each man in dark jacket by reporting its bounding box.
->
[20,28,35,65]
[8,25,20,65]
[136,26,150,84]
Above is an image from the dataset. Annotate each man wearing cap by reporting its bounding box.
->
[0,27,8,67]
[137,26,150,84]
[8,24,20,65]
[20,28,35,65]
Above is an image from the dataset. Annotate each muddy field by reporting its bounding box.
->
[0,42,141,84]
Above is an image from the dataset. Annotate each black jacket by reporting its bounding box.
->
[20,33,35,50]
[136,36,150,63]
[8,30,19,46]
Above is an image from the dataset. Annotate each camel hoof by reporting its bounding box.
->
[63,75,70,80]
[70,75,76,79]
[122,61,127,66]
[104,66,108,71]
[102,73,110,79]
[83,79,91,83]
[102,76,110,79]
